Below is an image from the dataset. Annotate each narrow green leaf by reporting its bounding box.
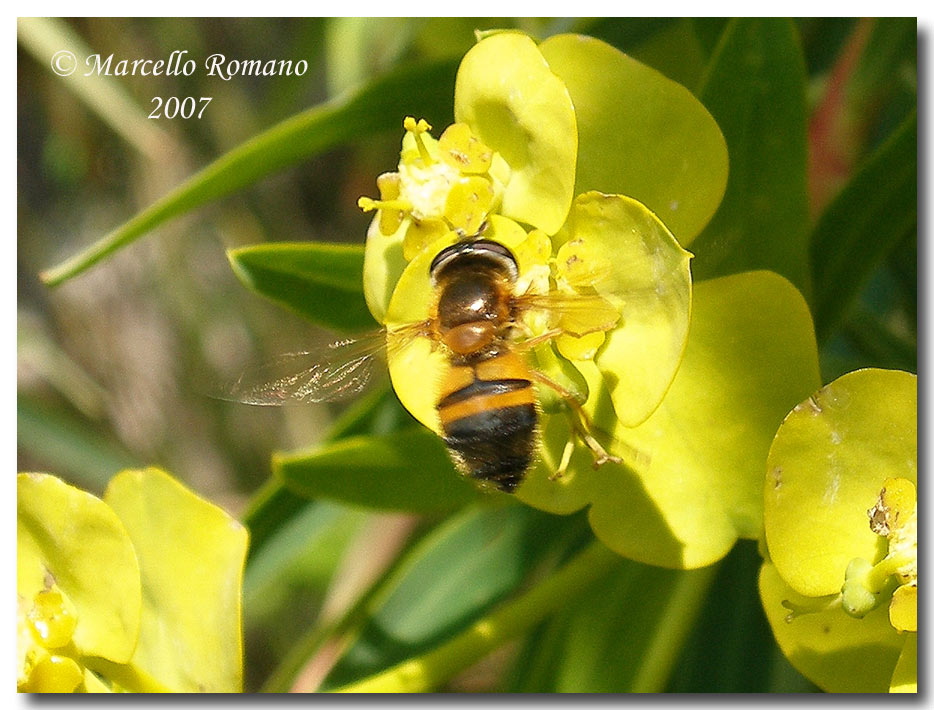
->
[666,540,799,692]
[40,57,458,286]
[17,395,138,493]
[228,242,374,332]
[692,19,811,296]
[331,538,619,693]
[580,18,678,55]
[274,428,480,512]
[513,560,717,692]
[17,18,170,160]
[323,505,581,690]
[810,111,917,342]
[325,18,419,96]
[243,386,409,560]
[243,502,367,638]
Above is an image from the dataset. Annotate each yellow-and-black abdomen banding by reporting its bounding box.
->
[438,369,537,493]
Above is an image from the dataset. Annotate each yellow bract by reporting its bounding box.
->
[17,470,247,693]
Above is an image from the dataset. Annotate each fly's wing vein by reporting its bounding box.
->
[220,321,431,405]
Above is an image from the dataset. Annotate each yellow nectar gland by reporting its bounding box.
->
[18,587,84,692]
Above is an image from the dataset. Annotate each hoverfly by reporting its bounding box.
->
[224,234,626,493]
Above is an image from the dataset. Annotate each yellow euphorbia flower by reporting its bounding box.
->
[357,30,824,575]
[17,470,247,693]
[760,369,917,693]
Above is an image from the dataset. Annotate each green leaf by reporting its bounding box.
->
[519,271,821,569]
[17,473,141,663]
[243,502,367,615]
[809,111,917,342]
[228,242,374,331]
[17,395,138,493]
[243,386,410,561]
[275,428,480,512]
[691,19,811,296]
[539,33,728,245]
[325,18,418,96]
[103,468,248,692]
[323,506,593,690]
[242,500,370,689]
[764,368,917,598]
[664,540,816,692]
[513,559,717,692]
[577,18,678,55]
[17,18,169,160]
[40,56,458,286]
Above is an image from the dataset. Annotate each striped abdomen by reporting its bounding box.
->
[437,351,537,493]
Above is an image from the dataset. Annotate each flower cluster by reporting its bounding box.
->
[760,368,917,693]
[17,469,247,693]
[360,30,822,576]
[360,31,695,454]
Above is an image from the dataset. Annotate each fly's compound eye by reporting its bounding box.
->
[429,239,519,284]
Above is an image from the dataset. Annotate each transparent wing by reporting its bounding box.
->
[218,322,429,406]
[513,291,624,338]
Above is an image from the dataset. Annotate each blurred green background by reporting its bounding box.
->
[17,18,916,692]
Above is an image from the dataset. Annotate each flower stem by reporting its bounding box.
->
[331,539,620,693]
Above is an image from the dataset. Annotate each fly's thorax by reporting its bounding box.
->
[430,239,520,356]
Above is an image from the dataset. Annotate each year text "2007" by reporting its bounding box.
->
[149,96,212,119]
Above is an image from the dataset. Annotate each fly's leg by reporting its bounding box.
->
[551,439,576,481]
[528,370,622,471]
[513,328,563,352]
